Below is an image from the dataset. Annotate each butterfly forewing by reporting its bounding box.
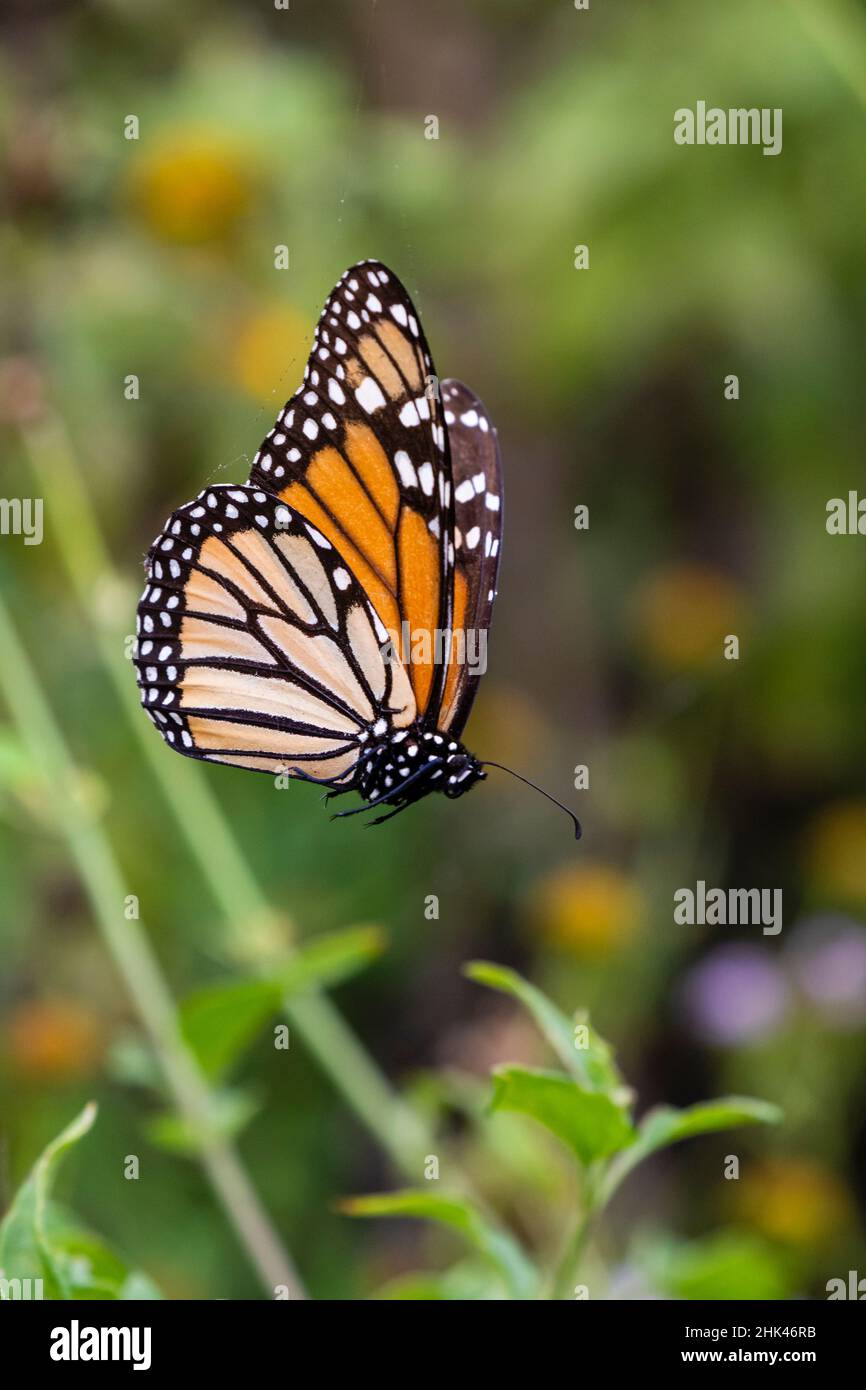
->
[134,484,416,783]
[247,259,455,722]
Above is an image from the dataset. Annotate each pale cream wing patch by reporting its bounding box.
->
[135,484,415,785]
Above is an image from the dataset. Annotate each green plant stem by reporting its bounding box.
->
[0,592,307,1301]
[549,1172,606,1299]
[21,413,431,1176]
[549,1206,596,1301]
[547,1165,603,1300]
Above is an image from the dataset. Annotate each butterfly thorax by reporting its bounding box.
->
[356,726,485,810]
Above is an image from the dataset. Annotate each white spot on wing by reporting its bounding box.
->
[355,377,386,413]
[394,450,417,488]
[306,525,331,549]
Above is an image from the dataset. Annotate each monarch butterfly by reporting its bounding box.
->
[135,260,579,835]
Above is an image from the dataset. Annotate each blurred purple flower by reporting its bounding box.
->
[680,945,790,1046]
[786,916,866,1028]
[606,1262,666,1301]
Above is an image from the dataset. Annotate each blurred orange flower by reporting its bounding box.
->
[0,355,46,426]
[126,132,256,245]
[806,800,866,909]
[527,862,644,958]
[228,304,310,405]
[5,999,105,1083]
[632,563,745,671]
[733,1158,851,1247]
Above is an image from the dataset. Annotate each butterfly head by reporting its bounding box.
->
[442,748,486,799]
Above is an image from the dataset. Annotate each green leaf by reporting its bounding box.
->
[0,1102,97,1300]
[181,979,287,1083]
[106,1033,165,1093]
[117,1270,163,1300]
[643,1229,790,1301]
[0,1110,161,1302]
[463,960,630,1102]
[372,1260,505,1301]
[599,1096,782,1205]
[42,1210,162,1300]
[338,1190,536,1299]
[275,924,386,995]
[371,1272,451,1300]
[640,1097,782,1148]
[489,1066,635,1165]
[181,925,385,1080]
[144,1089,260,1155]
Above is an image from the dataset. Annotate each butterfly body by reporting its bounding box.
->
[351,727,486,818]
[135,260,503,826]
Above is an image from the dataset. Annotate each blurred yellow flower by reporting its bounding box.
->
[5,999,105,1082]
[632,563,745,671]
[806,800,866,908]
[528,863,644,958]
[228,305,310,405]
[734,1158,851,1247]
[467,683,553,771]
[127,132,256,245]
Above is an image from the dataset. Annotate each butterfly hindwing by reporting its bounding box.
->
[134,484,416,783]
[437,380,503,737]
[247,259,455,722]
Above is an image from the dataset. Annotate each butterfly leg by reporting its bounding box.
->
[364,802,414,827]
[322,787,354,804]
[331,760,442,821]
[288,766,350,788]
[330,801,374,821]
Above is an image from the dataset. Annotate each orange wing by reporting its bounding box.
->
[247,260,453,719]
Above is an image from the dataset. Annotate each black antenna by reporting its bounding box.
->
[480,761,582,840]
